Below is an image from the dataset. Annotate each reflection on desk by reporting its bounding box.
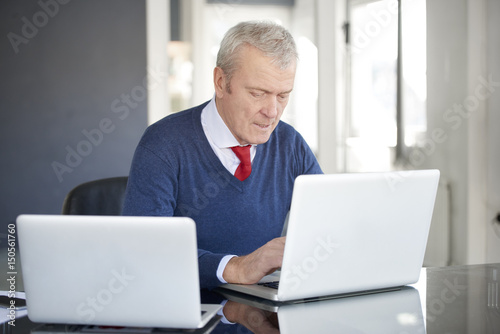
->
[2,263,499,334]
[421,263,500,334]
[213,287,424,334]
[208,263,500,333]
[29,316,222,334]
[279,287,424,333]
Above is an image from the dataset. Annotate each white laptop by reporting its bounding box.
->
[17,215,222,329]
[218,169,440,302]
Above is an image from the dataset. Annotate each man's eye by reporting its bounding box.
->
[251,92,263,98]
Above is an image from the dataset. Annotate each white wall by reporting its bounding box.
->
[316,0,345,174]
[425,0,500,265]
[146,0,170,124]
[486,0,500,263]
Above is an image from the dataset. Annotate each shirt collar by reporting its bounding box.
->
[201,97,244,148]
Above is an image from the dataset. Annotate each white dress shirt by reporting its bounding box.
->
[200,97,256,283]
[200,97,257,172]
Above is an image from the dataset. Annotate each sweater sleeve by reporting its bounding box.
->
[122,144,177,216]
[123,139,228,289]
[294,130,323,176]
[197,250,228,288]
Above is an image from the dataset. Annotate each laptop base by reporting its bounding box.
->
[216,284,403,305]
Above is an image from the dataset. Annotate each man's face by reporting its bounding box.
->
[214,45,296,146]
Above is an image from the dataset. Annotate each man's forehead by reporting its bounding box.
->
[234,44,297,70]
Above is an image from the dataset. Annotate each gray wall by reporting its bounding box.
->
[0,0,148,240]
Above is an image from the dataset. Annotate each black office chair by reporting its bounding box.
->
[61,176,128,215]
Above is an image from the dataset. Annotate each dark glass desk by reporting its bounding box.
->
[2,263,499,333]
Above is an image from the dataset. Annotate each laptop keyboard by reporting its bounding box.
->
[258,281,279,289]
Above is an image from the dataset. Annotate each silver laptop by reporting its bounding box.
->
[218,169,440,302]
[17,215,221,329]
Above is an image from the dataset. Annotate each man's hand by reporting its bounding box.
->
[222,236,286,284]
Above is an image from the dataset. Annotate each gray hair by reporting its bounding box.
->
[216,21,298,85]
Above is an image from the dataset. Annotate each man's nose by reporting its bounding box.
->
[262,96,279,118]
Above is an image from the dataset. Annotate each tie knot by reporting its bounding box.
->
[231,145,251,164]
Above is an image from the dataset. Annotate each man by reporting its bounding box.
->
[122,21,322,289]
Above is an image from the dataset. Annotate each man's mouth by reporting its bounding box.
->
[255,122,272,129]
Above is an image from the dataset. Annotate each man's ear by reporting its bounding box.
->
[214,67,227,98]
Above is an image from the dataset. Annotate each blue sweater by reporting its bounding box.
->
[122,101,323,288]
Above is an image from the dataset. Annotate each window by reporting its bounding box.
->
[344,0,426,172]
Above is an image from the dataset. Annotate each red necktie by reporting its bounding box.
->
[231,145,252,181]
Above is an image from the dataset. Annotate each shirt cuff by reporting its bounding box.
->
[218,299,236,325]
[217,255,237,283]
